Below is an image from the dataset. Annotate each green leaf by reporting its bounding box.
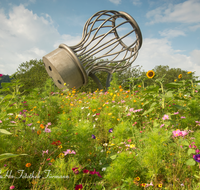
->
[150,102,157,108]
[142,107,155,116]
[110,155,117,160]
[181,140,189,146]
[0,129,12,135]
[153,120,159,127]
[185,158,195,166]
[164,91,173,98]
[0,153,28,161]
[144,86,159,93]
[194,174,200,179]
[188,149,195,155]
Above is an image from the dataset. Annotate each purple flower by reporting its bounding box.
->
[92,134,96,139]
[193,154,200,162]
[4,164,7,167]
[27,123,33,126]
[109,128,113,133]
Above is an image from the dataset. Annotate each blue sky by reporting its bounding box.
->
[0,0,200,79]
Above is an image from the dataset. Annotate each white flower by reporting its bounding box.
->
[95,118,98,121]
[81,107,84,109]
[93,124,95,128]
[92,114,96,117]
[7,113,13,116]
[87,113,90,116]
[101,150,104,152]
[32,127,35,130]
[79,119,81,121]
[99,161,102,165]
[102,167,106,171]
[103,143,108,146]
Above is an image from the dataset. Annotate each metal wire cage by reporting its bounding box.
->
[43,10,142,90]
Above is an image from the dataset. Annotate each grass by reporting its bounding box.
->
[0,72,200,190]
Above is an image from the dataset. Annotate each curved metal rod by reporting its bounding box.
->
[89,71,113,92]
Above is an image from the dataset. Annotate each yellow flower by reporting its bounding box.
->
[134,100,137,102]
[37,121,40,123]
[110,93,113,96]
[58,153,64,158]
[138,85,141,87]
[72,90,76,94]
[108,113,112,115]
[158,184,162,188]
[120,89,123,92]
[135,177,140,181]
[106,151,111,154]
[87,159,91,162]
[141,102,144,105]
[130,144,135,148]
[178,74,182,79]
[117,118,120,121]
[92,109,96,112]
[26,163,31,167]
[187,71,192,74]
[64,83,66,86]
[174,79,177,82]
[146,70,155,79]
[58,145,62,149]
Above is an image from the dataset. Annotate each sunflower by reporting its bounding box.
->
[146,70,155,79]
[178,74,182,79]
[187,71,192,74]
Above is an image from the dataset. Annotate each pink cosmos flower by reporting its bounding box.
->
[162,114,169,120]
[42,150,48,156]
[10,186,15,189]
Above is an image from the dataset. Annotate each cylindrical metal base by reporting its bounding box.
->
[43,44,88,90]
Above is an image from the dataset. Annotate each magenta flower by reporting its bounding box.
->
[196,149,200,153]
[181,116,186,119]
[162,114,169,120]
[10,186,15,189]
[0,74,3,77]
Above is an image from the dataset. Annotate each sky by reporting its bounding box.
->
[0,0,200,80]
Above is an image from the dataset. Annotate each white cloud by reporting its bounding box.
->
[159,29,186,38]
[134,38,200,78]
[109,0,122,5]
[132,0,141,5]
[189,24,200,31]
[146,0,200,25]
[0,4,81,75]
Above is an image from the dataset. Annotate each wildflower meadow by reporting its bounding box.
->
[0,70,200,190]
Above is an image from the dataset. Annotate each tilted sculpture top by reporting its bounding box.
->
[43,10,142,90]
